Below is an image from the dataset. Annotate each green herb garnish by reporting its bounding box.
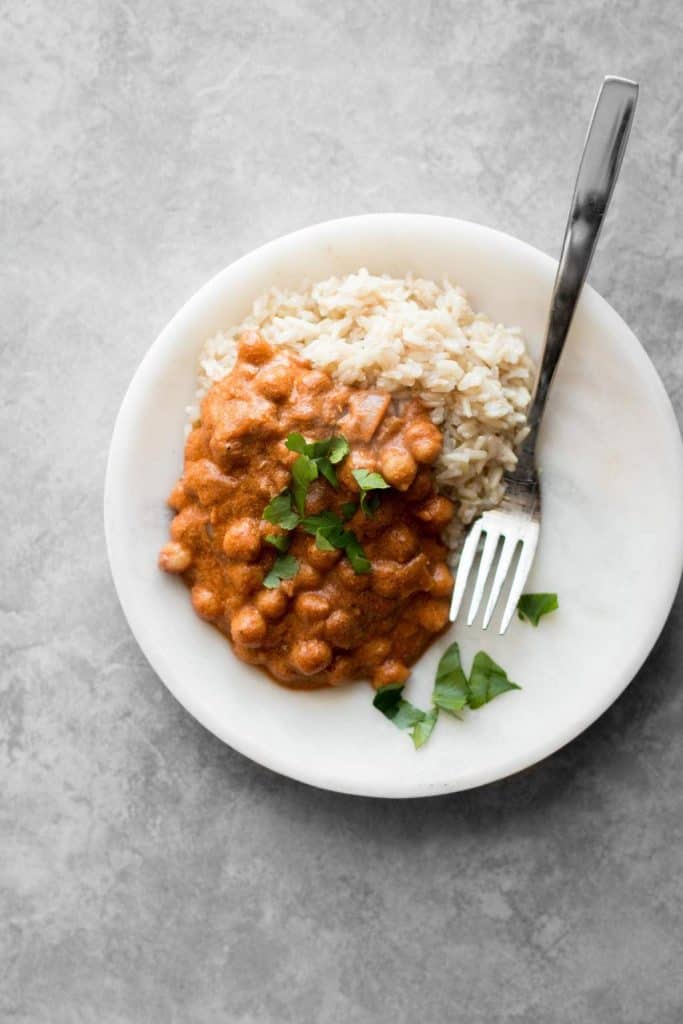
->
[412,708,439,749]
[291,455,318,514]
[300,510,371,572]
[467,652,520,709]
[286,432,350,499]
[373,643,521,749]
[341,501,357,521]
[264,533,290,553]
[373,685,438,748]
[263,553,299,589]
[344,532,372,574]
[432,641,469,716]
[263,491,299,530]
[352,468,390,515]
[517,592,559,626]
[373,684,425,727]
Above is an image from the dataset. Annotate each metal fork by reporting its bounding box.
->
[449,75,639,634]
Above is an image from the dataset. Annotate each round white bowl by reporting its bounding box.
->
[105,214,683,798]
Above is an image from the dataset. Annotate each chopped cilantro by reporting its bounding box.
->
[352,468,390,515]
[264,533,290,553]
[291,454,318,514]
[262,491,299,530]
[263,553,299,589]
[285,432,350,494]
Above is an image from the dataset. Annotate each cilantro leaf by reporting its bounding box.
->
[300,511,370,572]
[467,652,521,709]
[412,708,439,749]
[285,433,350,508]
[341,502,357,521]
[360,492,381,516]
[432,641,469,716]
[352,469,390,492]
[299,511,342,535]
[284,432,308,455]
[263,553,299,589]
[344,533,371,574]
[518,593,559,626]
[263,491,299,530]
[264,533,290,553]
[285,432,349,465]
[317,459,339,489]
[314,530,336,551]
[291,454,318,514]
[352,469,390,516]
[327,436,350,464]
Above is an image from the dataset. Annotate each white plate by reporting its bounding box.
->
[104,214,683,798]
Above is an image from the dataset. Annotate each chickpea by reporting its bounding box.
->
[306,538,342,572]
[416,599,450,633]
[254,587,288,619]
[328,656,354,686]
[183,459,234,506]
[289,638,332,676]
[380,525,418,563]
[258,467,290,498]
[191,586,221,620]
[430,562,454,598]
[405,467,433,502]
[167,482,188,511]
[222,517,261,561]
[325,609,358,648]
[415,495,455,529]
[404,419,443,464]
[158,541,192,574]
[224,563,263,595]
[255,362,292,402]
[238,330,273,365]
[379,446,417,491]
[231,605,267,648]
[171,507,209,546]
[292,563,322,592]
[336,560,372,591]
[370,560,402,598]
[295,592,331,621]
[357,637,392,668]
[373,659,410,688]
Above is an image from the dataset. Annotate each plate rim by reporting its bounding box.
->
[104,213,683,798]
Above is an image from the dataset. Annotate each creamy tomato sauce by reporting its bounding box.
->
[159,331,455,689]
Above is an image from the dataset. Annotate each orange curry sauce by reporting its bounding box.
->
[159,331,455,688]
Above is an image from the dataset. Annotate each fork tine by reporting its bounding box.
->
[466,529,501,626]
[498,524,540,634]
[448,519,484,622]
[481,531,521,629]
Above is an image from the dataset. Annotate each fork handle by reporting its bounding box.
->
[520,76,638,458]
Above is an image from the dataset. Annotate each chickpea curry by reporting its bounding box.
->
[159,331,456,689]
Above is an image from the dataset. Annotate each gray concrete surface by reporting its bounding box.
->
[3,1,683,1021]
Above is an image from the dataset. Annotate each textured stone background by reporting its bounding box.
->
[3,1,683,1021]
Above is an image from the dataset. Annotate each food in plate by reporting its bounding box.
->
[159,270,534,691]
